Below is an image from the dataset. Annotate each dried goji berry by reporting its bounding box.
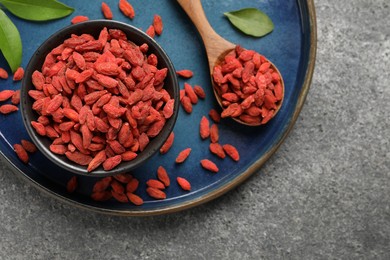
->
[146,187,166,200]
[200,159,219,173]
[160,132,174,154]
[222,144,240,161]
[119,0,135,19]
[199,116,210,139]
[103,155,122,171]
[13,67,24,81]
[193,85,206,99]
[127,193,143,206]
[0,90,15,102]
[101,2,113,19]
[209,143,225,159]
[157,166,170,187]
[146,25,155,38]
[0,67,8,79]
[87,150,106,172]
[177,177,191,191]
[184,83,198,104]
[180,96,192,113]
[65,151,92,166]
[13,144,29,163]
[11,90,21,105]
[208,109,221,123]
[210,124,219,143]
[175,148,191,163]
[153,15,163,35]
[176,69,193,78]
[146,179,165,190]
[0,104,19,114]
[71,16,89,24]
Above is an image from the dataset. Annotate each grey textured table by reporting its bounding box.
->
[1,0,389,259]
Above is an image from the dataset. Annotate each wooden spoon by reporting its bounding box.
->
[177,0,284,126]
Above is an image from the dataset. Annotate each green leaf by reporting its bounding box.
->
[0,9,22,72]
[0,0,74,21]
[224,8,274,37]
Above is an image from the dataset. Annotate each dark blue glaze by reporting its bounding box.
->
[0,0,314,214]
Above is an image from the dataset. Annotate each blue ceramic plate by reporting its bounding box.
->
[0,0,316,216]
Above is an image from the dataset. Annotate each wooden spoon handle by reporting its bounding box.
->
[177,0,235,69]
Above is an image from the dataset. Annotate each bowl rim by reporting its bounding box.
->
[20,19,180,177]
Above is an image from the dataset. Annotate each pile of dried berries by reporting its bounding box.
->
[28,26,175,172]
[212,45,283,125]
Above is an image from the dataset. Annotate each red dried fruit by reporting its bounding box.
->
[127,193,144,206]
[119,0,135,19]
[180,96,192,113]
[71,16,89,24]
[210,124,219,143]
[0,104,19,114]
[177,177,191,191]
[138,133,149,152]
[209,143,225,159]
[162,99,174,119]
[101,2,113,19]
[222,144,240,161]
[66,176,78,193]
[175,148,191,163]
[184,83,198,104]
[146,187,166,200]
[200,159,219,173]
[146,179,165,190]
[14,144,29,163]
[11,90,21,105]
[102,155,122,171]
[193,85,206,99]
[209,109,221,123]
[160,131,174,154]
[13,67,24,81]
[157,166,170,187]
[49,144,67,155]
[176,70,193,78]
[0,67,8,79]
[0,90,15,101]
[121,151,137,161]
[153,15,163,35]
[146,25,155,38]
[87,150,106,172]
[199,116,210,139]
[65,151,92,165]
[31,121,46,136]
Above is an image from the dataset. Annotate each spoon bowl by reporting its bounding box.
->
[177,0,284,126]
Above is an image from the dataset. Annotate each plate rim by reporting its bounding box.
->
[1,0,317,216]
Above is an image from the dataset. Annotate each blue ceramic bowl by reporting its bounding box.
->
[20,20,180,177]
